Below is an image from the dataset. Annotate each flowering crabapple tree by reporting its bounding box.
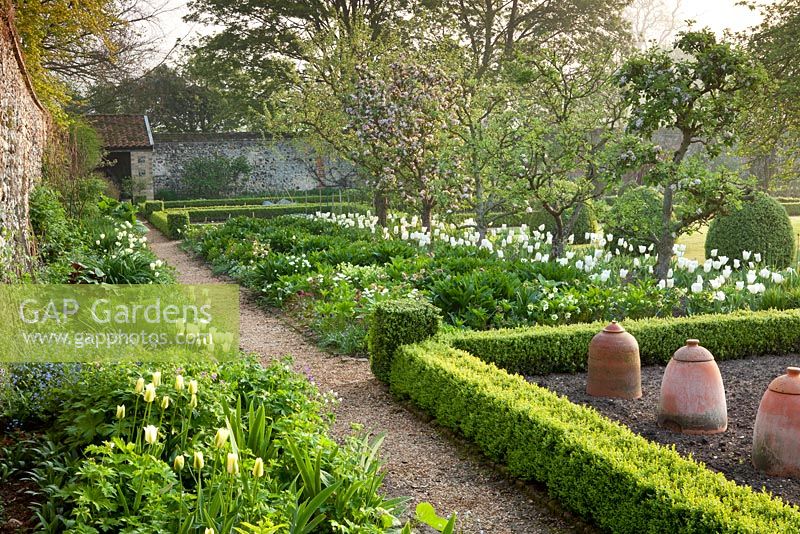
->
[616,30,763,279]
[345,58,460,231]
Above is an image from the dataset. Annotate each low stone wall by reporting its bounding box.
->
[0,3,48,278]
[152,133,356,197]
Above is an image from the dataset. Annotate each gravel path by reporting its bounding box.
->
[146,224,587,534]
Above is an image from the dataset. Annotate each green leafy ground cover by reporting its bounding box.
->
[184,212,800,355]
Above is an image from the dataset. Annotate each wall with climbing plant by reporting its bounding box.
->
[0,2,48,279]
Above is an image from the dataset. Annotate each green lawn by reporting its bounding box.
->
[677,216,800,261]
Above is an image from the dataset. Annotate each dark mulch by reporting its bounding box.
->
[528,354,800,506]
[0,478,37,533]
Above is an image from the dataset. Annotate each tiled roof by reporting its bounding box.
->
[87,114,153,150]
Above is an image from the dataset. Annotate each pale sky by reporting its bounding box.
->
[146,0,768,66]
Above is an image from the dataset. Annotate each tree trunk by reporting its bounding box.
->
[655,128,693,279]
[421,201,433,233]
[550,215,565,260]
[655,230,675,280]
[655,180,675,279]
[373,189,388,226]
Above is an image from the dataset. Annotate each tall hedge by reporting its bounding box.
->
[367,299,440,382]
[705,192,795,268]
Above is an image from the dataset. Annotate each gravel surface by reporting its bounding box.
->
[529,355,800,506]
[146,223,588,534]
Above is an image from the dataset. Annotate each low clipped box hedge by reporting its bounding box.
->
[161,190,369,209]
[183,203,364,223]
[367,299,440,382]
[389,341,800,533]
[148,210,169,236]
[445,309,800,376]
[706,192,795,268]
[143,200,164,216]
[780,202,800,217]
[167,211,190,239]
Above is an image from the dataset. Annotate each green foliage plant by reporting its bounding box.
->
[182,155,252,199]
[705,192,796,268]
[604,186,663,250]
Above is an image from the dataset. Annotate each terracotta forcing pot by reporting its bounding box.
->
[752,367,800,478]
[657,339,727,434]
[586,321,641,399]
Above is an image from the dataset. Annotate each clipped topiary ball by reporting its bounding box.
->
[603,186,662,250]
[705,192,795,268]
[526,202,598,244]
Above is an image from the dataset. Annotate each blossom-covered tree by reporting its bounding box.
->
[345,58,459,230]
[617,30,763,279]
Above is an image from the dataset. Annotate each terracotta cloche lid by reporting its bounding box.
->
[672,339,714,362]
[603,320,626,333]
[767,367,800,395]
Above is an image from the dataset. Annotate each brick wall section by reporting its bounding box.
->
[0,3,48,277]
[152,133,356,196]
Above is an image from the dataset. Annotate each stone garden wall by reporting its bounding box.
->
[152,133,356,197]
[0,3,48,277]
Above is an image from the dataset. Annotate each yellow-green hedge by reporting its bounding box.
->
[390,341,800,533]
[445,309,800,376]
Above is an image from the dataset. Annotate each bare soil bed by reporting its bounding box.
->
[528,354,800,506]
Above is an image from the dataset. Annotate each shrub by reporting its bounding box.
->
[367,299,440,382]
[390,341,800,533]
[167,211,190,239]
[604,186,662,249]
[29,186,76,263]
[143,200,164,216]
[524,203,598,244]
[181,155,252,199]
[444,309,800,376]
[706,192,796,268]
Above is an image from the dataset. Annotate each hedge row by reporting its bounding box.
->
[181,203,365,223]
[390,341,800,533]
[161,191,369,209]
[148,210,189,239]
[445,309,800,376]
[780,202,800,217]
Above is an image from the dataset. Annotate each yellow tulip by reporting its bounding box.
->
[189,394,198,409]
[173,454,185,472]
[143,383,157,403]
[174,374,185,391]
[152,371,162,387]
[134,377,145,393]
[143,425,158,445]
[213,428,229,449]
[187,379,198,395]
[226,452,239,475]
[161,395,171,410]
[204,528,214,534]
[252,457,264,478]
[115,405,125,420]
[193,451,204,470]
